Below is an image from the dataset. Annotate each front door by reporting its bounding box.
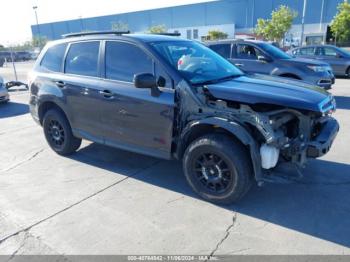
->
[316,47,346,75]
[99,41,175,159]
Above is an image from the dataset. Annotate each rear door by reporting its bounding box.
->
[230,43,274,75]
[99,41,175,159]
[59,41,105,142]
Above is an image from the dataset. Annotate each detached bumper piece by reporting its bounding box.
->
[307,118,339,158]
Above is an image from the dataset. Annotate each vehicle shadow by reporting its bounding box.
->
[335,96,350,110]
[70,143,350,248]
[0,102,29,118]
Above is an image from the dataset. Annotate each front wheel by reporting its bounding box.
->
[43,109,82,156]
[183,134,253,205]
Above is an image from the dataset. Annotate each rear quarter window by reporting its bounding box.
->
[40,43,67,72]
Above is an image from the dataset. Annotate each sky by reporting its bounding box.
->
[0,0,214,46]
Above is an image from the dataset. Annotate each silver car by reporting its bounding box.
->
[0,76,9,103]
[289,45,350,77]
[207,40,335,89]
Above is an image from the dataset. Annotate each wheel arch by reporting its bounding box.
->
[278,73,302,80]
[38,100,69,125]
[177,118,263,181]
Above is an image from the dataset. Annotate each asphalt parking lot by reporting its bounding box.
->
[1,62,350,256]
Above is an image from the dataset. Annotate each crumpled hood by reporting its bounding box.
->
[206,74,335,112]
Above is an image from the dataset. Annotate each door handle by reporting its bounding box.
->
[99,90,114,99]
[235,63,244,67]
[54,81,66,88]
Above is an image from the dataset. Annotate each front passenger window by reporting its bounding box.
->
[105,41,153,82]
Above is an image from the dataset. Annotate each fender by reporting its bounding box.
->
[179,117,263,181]
[37,94,72,126]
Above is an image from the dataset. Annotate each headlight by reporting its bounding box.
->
[307,65,332,72]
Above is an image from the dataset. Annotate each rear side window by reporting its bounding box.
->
[65,41,100,77]
[40,43,67,72]
[105,41,153,82]
[299,47,315,55]
[210,44,231,59]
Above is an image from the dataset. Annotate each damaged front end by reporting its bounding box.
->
[177,79,339,184]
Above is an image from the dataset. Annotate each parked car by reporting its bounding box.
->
[0,51,13,62]
[29,32,339,204]
[15,51,32,61]
[207,39,335,89]
[288,45,350,77]
[0,76,9,103]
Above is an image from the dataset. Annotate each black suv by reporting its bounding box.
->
[207,40,335,89]
[29,32,339,204]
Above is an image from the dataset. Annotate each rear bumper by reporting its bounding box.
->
[29,95,41,125]
[307,118,339,158]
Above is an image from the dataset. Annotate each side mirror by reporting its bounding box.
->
[258,55,270,63]
[133,73,161,97]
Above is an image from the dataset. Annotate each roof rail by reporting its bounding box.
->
[62,30,130,38]
[151,32,181,37]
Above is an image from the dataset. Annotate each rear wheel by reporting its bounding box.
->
[43,109,81,155]
[183,134,253,204]
[346,67,350,78]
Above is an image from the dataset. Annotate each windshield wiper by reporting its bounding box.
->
[192,74,242,86]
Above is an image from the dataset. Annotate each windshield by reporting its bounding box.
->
[150,41,243,85]
[258,43,292,59]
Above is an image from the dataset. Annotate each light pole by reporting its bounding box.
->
[79,16,85,31]
[33,6,40,39]
[300,0,307,46]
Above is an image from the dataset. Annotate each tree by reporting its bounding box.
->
[32,36,48,48]
[255,5,297,42]
[111,21,129,31]
[331,2,350,43]
[148,24,167,34]
[208,30,228,40]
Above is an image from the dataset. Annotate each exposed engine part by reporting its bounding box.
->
[260,144,280,169]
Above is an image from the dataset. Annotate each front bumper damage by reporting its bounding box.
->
[307,118,339,158]
[261,116,339,184]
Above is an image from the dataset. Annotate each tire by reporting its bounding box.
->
[346,67,350,78]
[183,134,253,205]
[43,109,81,155]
